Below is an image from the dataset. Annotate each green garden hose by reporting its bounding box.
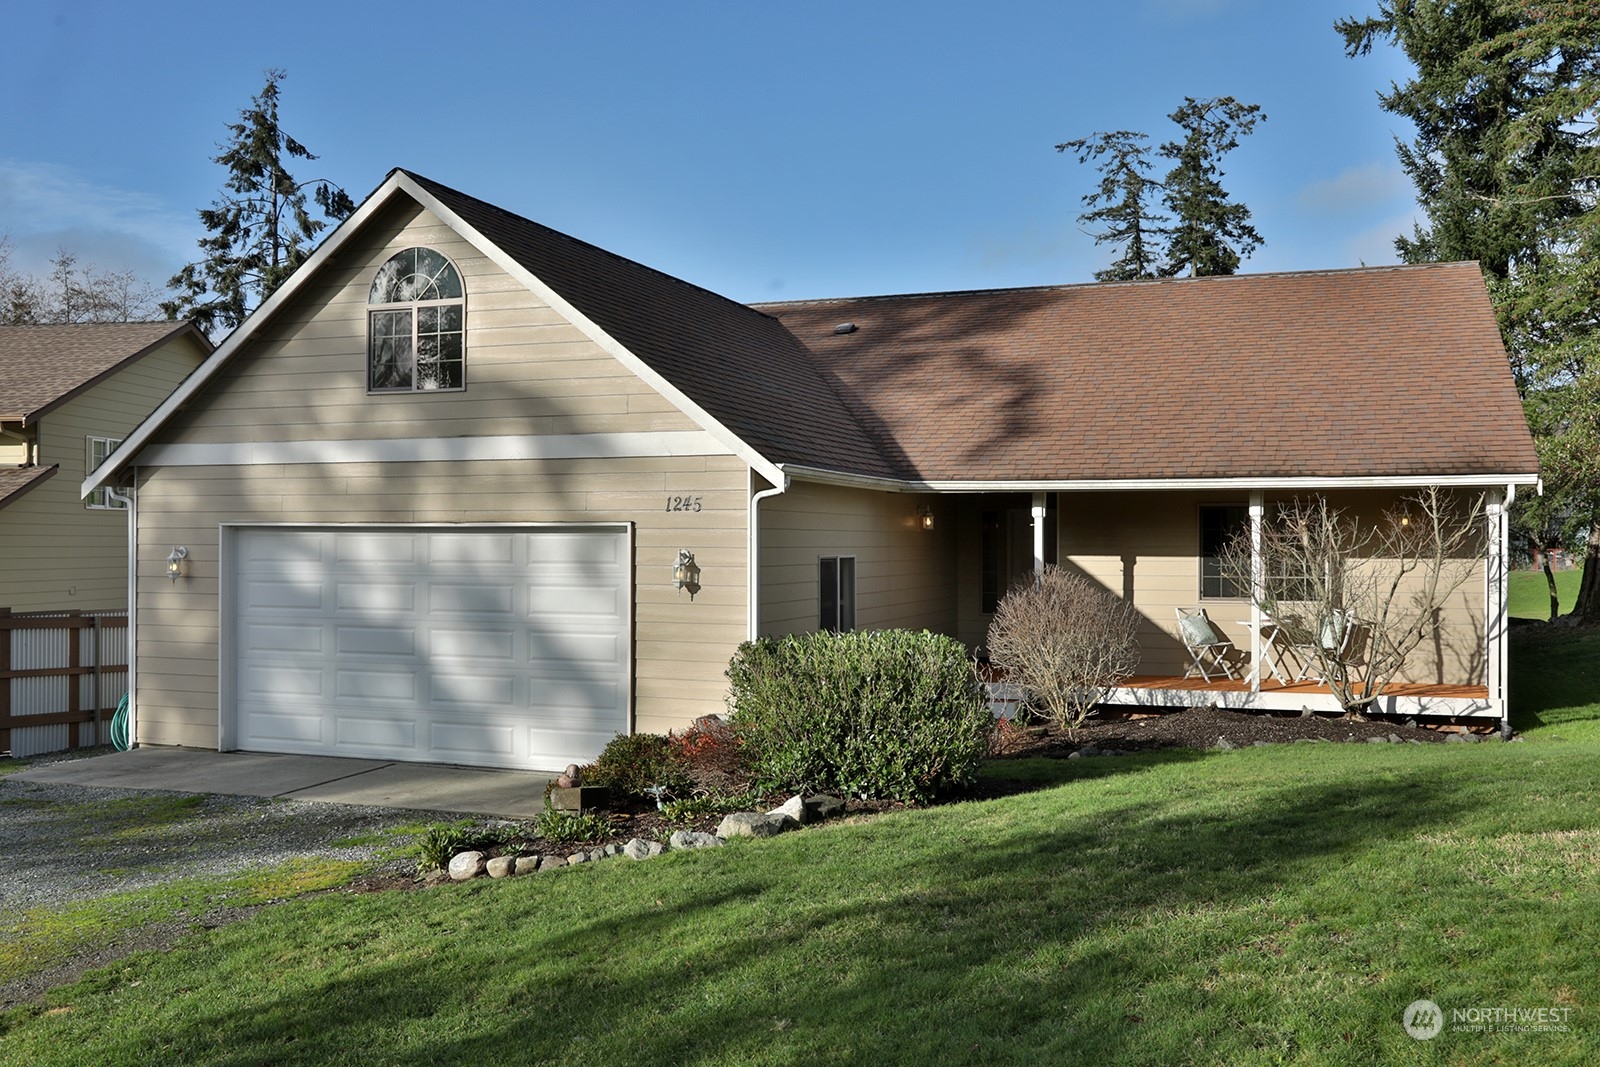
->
[110,693,131,751]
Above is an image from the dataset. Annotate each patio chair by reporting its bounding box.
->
[1176,607,1243,682]
[1294,609,1369,683]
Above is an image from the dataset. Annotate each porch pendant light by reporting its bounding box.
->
[919,504,935,531]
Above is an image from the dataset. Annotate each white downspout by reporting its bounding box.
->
[748,471,790,641]
[106,480,136,748]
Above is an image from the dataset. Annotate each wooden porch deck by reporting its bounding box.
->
[1104,675,1494,719]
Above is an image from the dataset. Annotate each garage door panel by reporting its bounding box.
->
[430,672,516,708]
[529,631,620,667]
[429,582,515,615]
[245,580,323,611]
[246,622,324,653]
[336,625,416,656]
[433,628,516,660]
[335,668,418,702]
[429,721,518,761]
[336,582,417,613]
[244,708,325,744]
[336,715,419,750]
[231,526,630,771]
[335,532,417,563]
[428,532,516,564]
[243,664,324,697]
[528,584,622,617]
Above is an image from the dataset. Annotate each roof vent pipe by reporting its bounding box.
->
[833,322,858,335]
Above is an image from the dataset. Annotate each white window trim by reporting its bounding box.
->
[367,248,467,395]
[85,436,125,509]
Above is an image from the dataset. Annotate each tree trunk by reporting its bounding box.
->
[1541,541,1561,621]
[1573,519,1600,623]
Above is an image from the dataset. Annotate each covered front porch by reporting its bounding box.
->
[1104,675,1495,720]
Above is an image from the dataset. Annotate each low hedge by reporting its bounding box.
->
[725,629,990,804]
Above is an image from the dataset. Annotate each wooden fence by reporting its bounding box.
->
[0,608,128,758]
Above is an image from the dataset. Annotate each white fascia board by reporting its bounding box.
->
[779,463,1543,495]
[81,173,418,497]
[136,430,731,470]
[396,174,786,489]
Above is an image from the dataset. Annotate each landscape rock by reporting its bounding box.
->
[1066,750,1082,760]
[1387,734,1403,745]
[567,852,590,865]
[623,837,665,860]
[1214,738,1237,751]
[486,856,517,878]
[537,855,565,872]
[717,811,791,839]
[768,795,808,825]
[513,856,542,876]
[803,795,846,821]
[669,830,724,850]
[808,796,849,820]
[448,851,486,882]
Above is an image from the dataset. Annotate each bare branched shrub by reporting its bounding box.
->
[985,566,1142,736]
[1220,488,1485,716]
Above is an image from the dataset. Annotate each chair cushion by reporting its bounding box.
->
[1179,612,1223,647]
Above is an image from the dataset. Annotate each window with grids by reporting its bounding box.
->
[1199,504,1248,599]
[368,247,465,392]
[84,436,124,509]
[820,556,857,633]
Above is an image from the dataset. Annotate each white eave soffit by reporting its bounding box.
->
[779,464,1543,494]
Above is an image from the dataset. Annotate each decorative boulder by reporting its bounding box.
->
[768,795,807,826]
[556,763,584,789]
[623,837,665,860]
[802,795,845,821]
[448,851,486,881]
[668,830,723,850]
[716,812,790,839]
[513,856,542,876]
[486,856,517,878]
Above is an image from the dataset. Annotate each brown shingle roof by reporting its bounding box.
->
[758,264,1538,482]
[0,465,56,511]
[409,173,901,479]
[0,323,204,424]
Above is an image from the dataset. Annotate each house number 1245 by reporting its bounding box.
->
[665,496,703,513]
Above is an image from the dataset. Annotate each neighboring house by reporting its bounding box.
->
[2,323,210,611]
[84,170,1539,771]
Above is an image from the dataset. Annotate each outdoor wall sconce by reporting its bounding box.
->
[673,549,701,599]
[919,504,935,531]
[166,545,189,583]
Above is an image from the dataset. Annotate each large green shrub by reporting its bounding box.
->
[725,629,991,803]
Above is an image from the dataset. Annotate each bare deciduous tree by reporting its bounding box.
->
[986,566,1142,736]
[1221,489,1486,716]
[0,238,161,324]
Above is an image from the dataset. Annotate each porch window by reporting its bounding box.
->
[1199,504,1248,599]
[84,436,125,509]
[820,556,856,632]
[368,247,465,392]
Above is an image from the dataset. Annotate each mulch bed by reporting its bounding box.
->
[988,704,1477,760]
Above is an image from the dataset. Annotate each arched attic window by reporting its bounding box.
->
[368,247,465,392]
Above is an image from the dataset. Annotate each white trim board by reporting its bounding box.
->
[780,463,1541,495]
[100,431,730,479]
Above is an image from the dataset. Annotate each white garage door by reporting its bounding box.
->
[228,526,630,771]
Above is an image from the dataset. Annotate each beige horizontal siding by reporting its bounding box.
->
[0,335,205,612]
[758,481,958,638]
[160,200,703,446]
[131,454,750,751]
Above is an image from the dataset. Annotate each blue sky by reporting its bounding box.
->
[0,0,1418,305]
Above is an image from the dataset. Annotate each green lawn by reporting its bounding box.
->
[2,630,1598,1066]
[1509,564,1586,619]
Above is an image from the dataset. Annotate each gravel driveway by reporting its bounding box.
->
[0,755,445,1009]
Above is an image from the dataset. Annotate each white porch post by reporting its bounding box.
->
[1032,491,1047,579]
[1248,491,1264,692]
[1485,488,1510,734]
